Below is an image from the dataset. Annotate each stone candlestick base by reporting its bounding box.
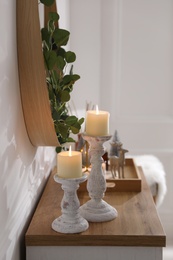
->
[52,174,89,234]
[80,134,118,222]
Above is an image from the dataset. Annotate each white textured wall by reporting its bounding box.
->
[0,1,56,259]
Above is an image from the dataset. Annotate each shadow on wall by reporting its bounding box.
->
[0,65,56,259]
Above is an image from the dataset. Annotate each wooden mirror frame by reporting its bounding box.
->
[16,0,60,147]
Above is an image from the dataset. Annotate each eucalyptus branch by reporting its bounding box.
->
[40,1,84,152]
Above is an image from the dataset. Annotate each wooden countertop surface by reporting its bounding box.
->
[25,167,166,247]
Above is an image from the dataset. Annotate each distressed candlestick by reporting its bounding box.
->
[80,134,118,222]
[52,174,89,234]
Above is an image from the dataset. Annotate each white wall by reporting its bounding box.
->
[0,1,56,259]
[69,0,101,115]
[69,0,173,242]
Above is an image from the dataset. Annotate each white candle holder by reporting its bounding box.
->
[52,174,89,234]
[80,133,118,222]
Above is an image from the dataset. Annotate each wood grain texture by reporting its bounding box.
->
[25,167,166,247]
[16,0,60,146]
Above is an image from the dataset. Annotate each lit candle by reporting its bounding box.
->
[57,146,82,179]
[85,106,110,136]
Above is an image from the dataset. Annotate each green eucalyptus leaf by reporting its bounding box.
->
[78,117,85,125]
[40,0,54,6]
[57,48,66,58]
[66,137,75,143]
[41,28,51,48]
[62,74,80,86]
[49,12,59,22]
[53,28,70,46]
[65,51,76,63]
[57,122,69,138]
[71,74,80,81]
[56,146,62,153]
[65,116,78,126]
[44,50,57,70]
[63,75,72,85]
[52,109,60,121]
[57,56,65,70]
[61,91,70,102]
[70,124,80,134]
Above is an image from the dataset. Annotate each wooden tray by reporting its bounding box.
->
[106,158,141,192]
[79,158,141,192]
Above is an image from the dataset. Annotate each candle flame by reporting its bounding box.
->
[96,105,99,115]
[69,145,72,156]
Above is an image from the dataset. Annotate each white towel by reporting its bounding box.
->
[133,155,167,208]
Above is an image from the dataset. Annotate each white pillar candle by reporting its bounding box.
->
[57,147,82,179]
[85,107,110,136]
